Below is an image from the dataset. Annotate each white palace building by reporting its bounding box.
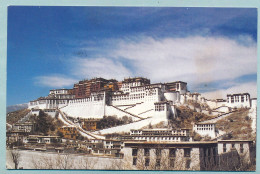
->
[28,77,256,136]
[29,78,189,121]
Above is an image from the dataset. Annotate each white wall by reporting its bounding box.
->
[193,124,216,138]
[61,101,105,119]
[217,141,251,162]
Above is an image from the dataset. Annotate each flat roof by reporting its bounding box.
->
[124,141,218,145]
[227,93,250,96]
[217,140,253,142]
[130,128,191,131]
[195,123,216,125]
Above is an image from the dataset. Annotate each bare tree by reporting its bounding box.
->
[79,156,98,169]
[10,150,21,169]
[32,153,74,169]
[105,158,124,170]
[56,154,74,169]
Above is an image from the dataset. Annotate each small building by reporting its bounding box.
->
[217,140,253,163]
[193,123,216,139]
[154,101,175,120]
[126,128,192,142]
[122,141,218,170]
[6,131,29,146]
[81,118,100,131]
[12,122,36,133]
[226,93,251,108]
[165,81,188,95]
[58,126,79,140]
[37,136,62,144]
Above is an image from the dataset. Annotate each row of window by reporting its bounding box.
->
[228,95,249,103]
[132,157,191,169]
[132,148,191,157]
[130,87,145,93]
[196,124,214,127]
[70,97,103,103]
[155,105,165,111]
[197,128,213,131]
[223,143,244,153]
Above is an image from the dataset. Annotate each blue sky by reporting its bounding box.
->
[7,7,257,106]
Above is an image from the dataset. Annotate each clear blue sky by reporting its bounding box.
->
[7,6,257,106]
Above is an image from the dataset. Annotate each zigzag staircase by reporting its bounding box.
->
[110,105,144,120]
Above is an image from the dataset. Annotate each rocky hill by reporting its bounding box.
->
[215,108,254,140]
[171,105,213,129]
[6,109,30,125]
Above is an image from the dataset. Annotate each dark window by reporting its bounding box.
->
[169,158,175,167]
[133,157,137,165]
[240,143,244,153]
[186,159,191,169]
[145,158,150,166]
[144,148,150,156]
[132,149,138,156]
[184,148,191,157]
[241,96,244,102]
[231,97,234,103]
[232,143,235,148]
[156,149,161,157]
[156,158,160,168]
[223,143,226,152]
[169,149,176,157]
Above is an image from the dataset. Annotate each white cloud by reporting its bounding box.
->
[35,75,77,88]
[111,36,257,84]
[201,82,257,100]
[34,35,256,91]
[70,57,133,80]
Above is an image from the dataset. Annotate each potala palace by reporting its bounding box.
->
[28,77,257,136]
[7,77,257,170]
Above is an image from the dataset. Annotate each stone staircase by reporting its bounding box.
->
[138,109,154,116]
[110,105,144,120]
[17,111,32,123]
[56,109,104,140]
[124,102,144,111]
[199,110,237,124]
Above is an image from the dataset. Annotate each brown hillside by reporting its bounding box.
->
[172,106,212,129]
[6,109,30,125]
[216,108,253,140]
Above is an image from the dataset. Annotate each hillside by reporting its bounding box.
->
[171,106,213,129]
[6,109,31,125]
[215,108,253,140]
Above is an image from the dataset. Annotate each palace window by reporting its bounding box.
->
[231,97,234,103]
[184,148,191,157]
[186,159,191,169]
[133,157,137,166]
[132,149,138,156]
[240,143,244,153]
[156,149,161,157]
[144,148,150,156]
[241,96,244,102]
[155,158,161,168]
[169,148,176,157]
[169,158,175,167]
[232,143,235,149]
[223,143,226,152]
[145,158,150,166]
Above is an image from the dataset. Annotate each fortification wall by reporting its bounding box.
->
[61,100,105,119]
[104,105,140,121]
[125,101,154,117]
